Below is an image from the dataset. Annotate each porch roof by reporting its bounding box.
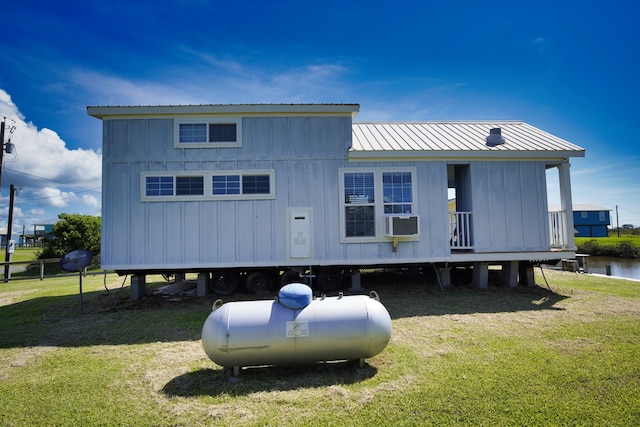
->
[350,121,585,160]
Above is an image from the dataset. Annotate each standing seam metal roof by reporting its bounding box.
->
[351,122,585,157]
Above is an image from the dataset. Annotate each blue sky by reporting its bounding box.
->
[0,0,639,237]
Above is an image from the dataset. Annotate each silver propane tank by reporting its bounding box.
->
[201,283,392,374]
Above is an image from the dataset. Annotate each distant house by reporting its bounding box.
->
[549,204,611,237]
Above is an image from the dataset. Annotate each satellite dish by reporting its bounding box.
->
[60,249,94,315]
[60,249,93,272]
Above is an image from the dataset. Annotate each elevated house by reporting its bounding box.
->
[88,104,585,299]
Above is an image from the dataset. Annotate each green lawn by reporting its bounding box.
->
[1,270,639,426]
[0,247,40,262]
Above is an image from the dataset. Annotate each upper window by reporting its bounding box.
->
[340,168,417,241]
[175,118,242,148]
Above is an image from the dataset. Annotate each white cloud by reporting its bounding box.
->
[32,187,77,208]
[82,194,100,208]
[0,89,102,225]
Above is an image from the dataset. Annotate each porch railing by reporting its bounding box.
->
[548,210,567,248]
[449,211,473,250]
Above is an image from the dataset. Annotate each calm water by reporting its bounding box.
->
[585,256,640,280]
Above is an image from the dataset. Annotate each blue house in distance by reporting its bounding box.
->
[550,204,611,237]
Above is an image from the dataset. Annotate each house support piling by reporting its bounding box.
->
[500,261,518,288]
[518,262,536,286]
[350,269,362,292]
[197,272,209,297]
[130,274,147,300]
[472,262,489,289]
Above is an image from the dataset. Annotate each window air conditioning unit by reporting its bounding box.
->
[384,215,419,237]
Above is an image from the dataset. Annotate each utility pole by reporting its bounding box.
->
[0,119,4,193]
[616,205,620,238]
[1,118,17,280]
[0,117,15,193]
[3,184,16,282]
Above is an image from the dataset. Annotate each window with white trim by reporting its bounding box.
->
[142,170,275,201]
[211,172,273,198]
[144,174,204,199]
[175,118,242,148]
[340,168,416,241]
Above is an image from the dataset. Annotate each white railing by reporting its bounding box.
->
[548,210,567,248]
[449,211,473,250]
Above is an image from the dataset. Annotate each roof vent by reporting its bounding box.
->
[485,128,506,147]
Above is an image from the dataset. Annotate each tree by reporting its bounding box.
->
[38,214,101,259]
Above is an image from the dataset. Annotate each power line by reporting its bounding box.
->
[2,166,101,194]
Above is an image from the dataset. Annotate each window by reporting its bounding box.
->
[142,170,275,201]
[212,175,240,195]
[582,211,588,219]
[383,172,413,214]
[599,211,606,222]
[212,172,273,197]
[340,168,416,241]
[176,176,204,196]
[179,123,206,143]
[144,174,204,199]
[175,118,242,148]
[209,123,237,142]
[344,172,375,237]
[146,176,173,197]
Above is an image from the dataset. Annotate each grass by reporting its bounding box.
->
[1,269,639,426]
[0,247,40,262]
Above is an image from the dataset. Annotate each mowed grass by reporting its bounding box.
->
[1,269,639,426]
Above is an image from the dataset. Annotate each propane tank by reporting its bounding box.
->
[201,283,392,372]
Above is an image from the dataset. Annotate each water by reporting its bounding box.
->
[584,256,640,280]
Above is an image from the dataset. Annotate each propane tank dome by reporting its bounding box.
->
[278,283,313,309]
[486,127,506,147]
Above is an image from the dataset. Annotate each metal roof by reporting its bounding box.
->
[351,121,585,160]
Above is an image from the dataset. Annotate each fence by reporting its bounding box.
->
[0,257,101,282]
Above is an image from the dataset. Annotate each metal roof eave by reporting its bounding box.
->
[87,103,360,119]
[347,149,586,161]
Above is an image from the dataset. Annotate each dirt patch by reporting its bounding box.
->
[0,346,59,380]
[0,290,36,307]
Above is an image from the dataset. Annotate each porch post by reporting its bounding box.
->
[558,161,576,250]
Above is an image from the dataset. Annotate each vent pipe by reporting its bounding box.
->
[486,128,506,147]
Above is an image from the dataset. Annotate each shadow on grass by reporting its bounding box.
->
[0,272,568,349]
[162,361,377,397]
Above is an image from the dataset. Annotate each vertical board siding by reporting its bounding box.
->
[102,113,556,271]
[504,161,525,249]
[470,161,548,253]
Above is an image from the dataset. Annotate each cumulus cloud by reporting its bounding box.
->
[0,89,101,230]
[82,194,100,208]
